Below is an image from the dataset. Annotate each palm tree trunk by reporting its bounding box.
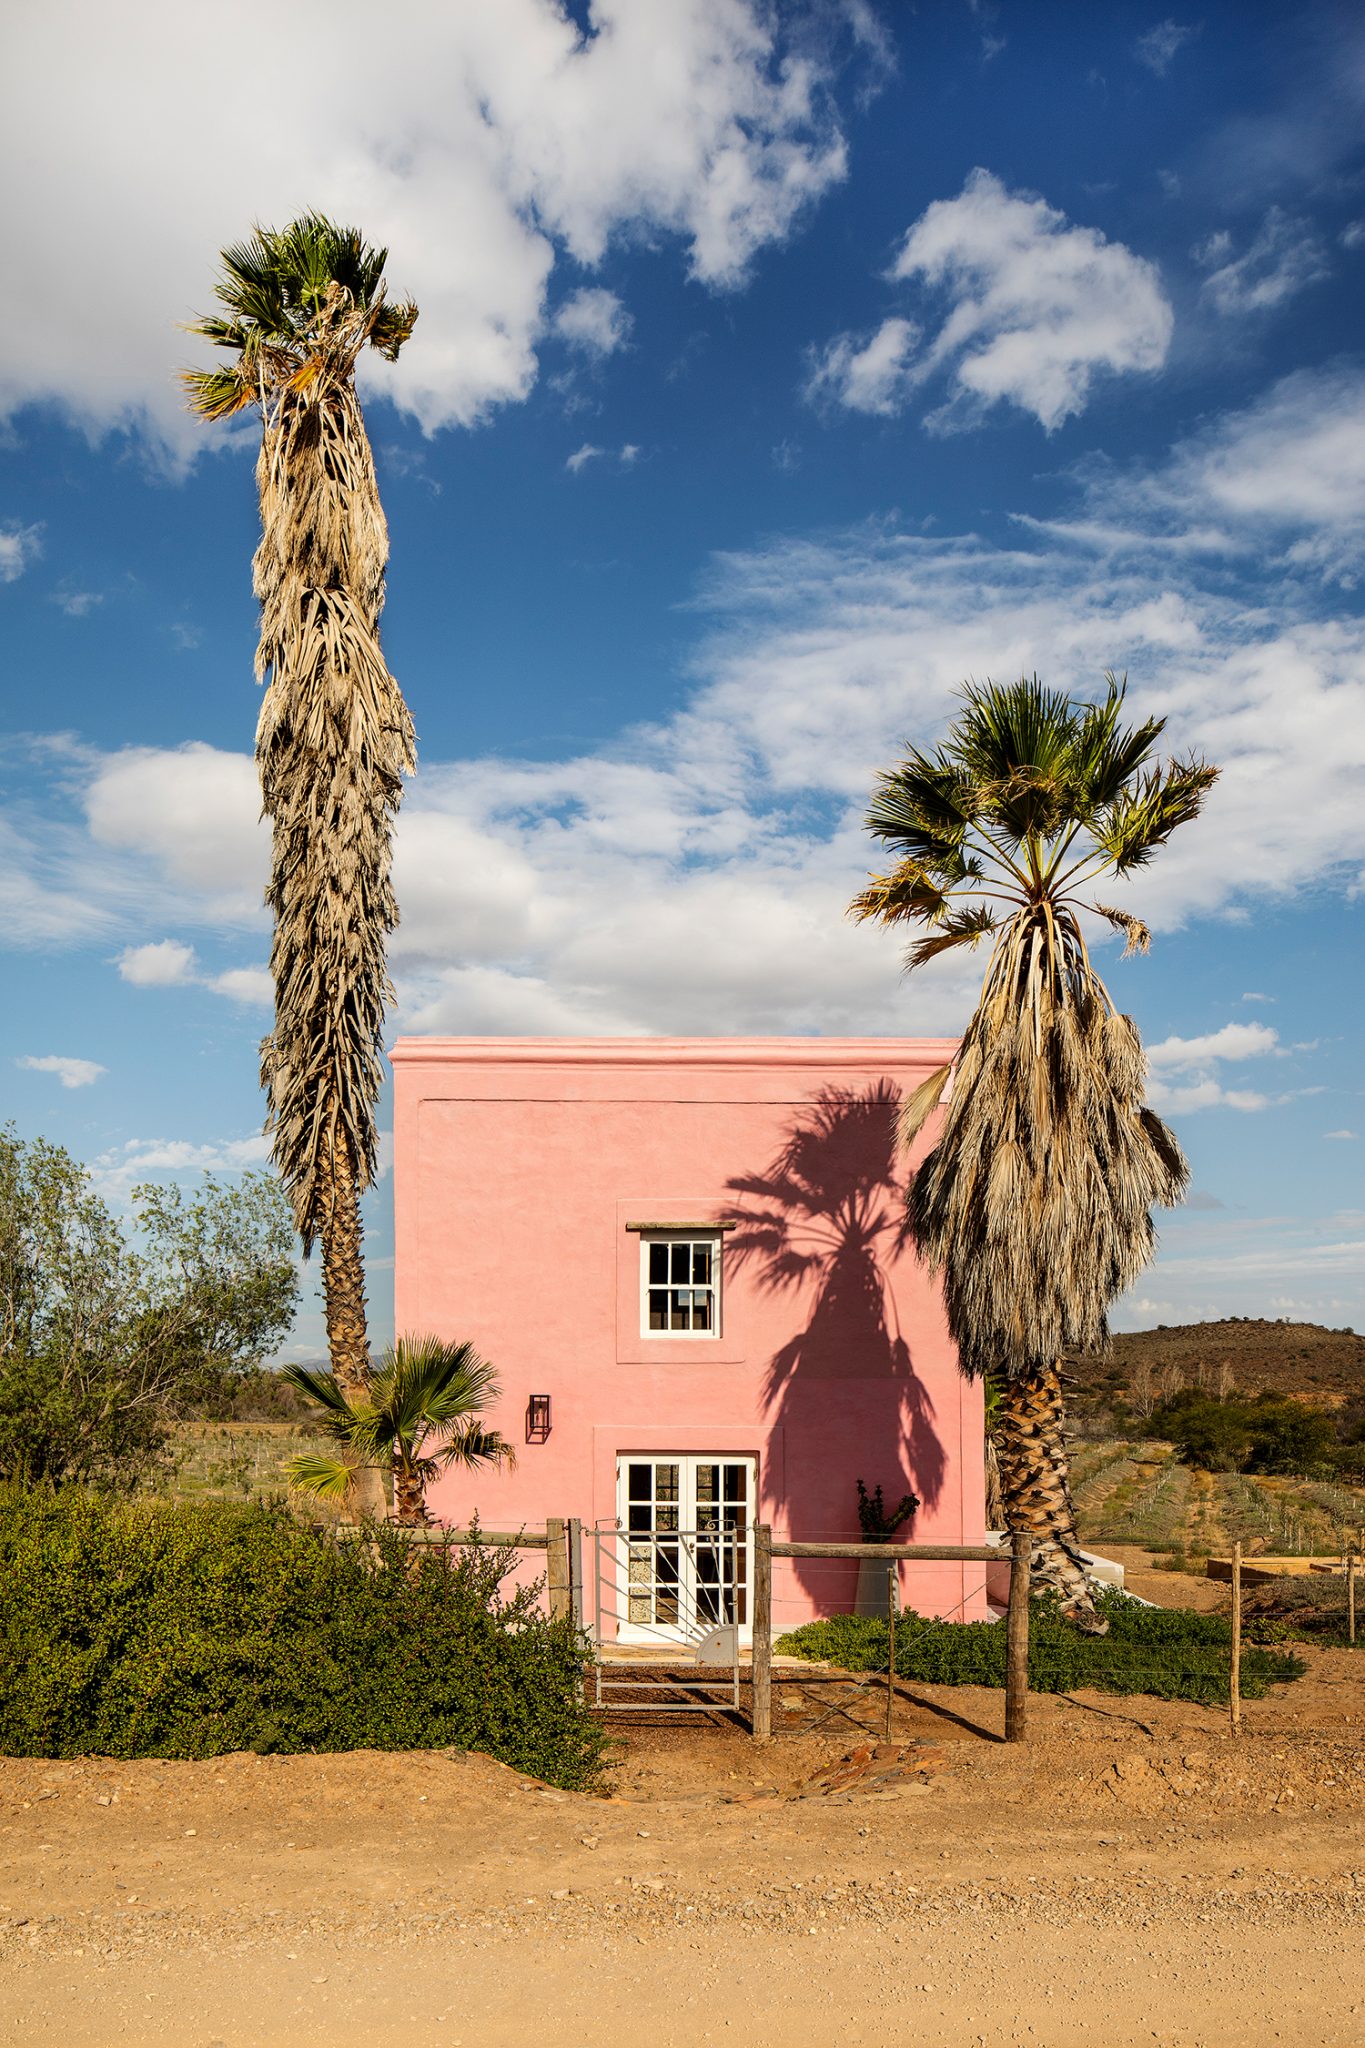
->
[392,1458,430,1527]
[318,1136,387,1521]
[995,1359,1105,1630]
[984,1433,1004,1530]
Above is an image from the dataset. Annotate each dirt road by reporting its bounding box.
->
[3,1652,1363,2046]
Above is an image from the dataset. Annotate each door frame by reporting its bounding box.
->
[612,1453,756,1645]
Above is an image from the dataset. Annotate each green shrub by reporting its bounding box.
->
[1148,1391,1339,1476]
[0,1487,603,1787]
[776,1589,1305,1707]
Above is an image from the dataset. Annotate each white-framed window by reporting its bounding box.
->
[640,1232,721,1338]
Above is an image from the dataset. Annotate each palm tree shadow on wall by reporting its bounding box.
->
[725,1082,947,1603]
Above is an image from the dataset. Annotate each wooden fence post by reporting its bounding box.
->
[546,1517,569,1620]
[1005,1529,1030,1743]
[752,1522,773,1741]
[1347,1542,1356,1648]
[1230,1540,1242,1733]
[884,1565,897,1743]
[567,1517,584,1631]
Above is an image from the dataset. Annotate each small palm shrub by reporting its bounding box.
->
[0,1486,602,1786]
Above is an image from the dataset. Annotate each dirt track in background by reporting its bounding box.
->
[3,1641,1364,2047]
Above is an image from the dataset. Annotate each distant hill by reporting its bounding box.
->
[1073,1318,1365,1412]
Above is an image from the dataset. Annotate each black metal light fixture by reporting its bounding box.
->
[525,1394,552,1443]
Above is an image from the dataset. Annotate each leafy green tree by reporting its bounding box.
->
[283,1334,514,1524]
[852,675,1217,1624]
[0,1126,297,1488]
[184,216,419,1517]
[1152,1390,1339,1475]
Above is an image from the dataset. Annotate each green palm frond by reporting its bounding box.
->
[905,904,1000,968]
[955,674,1076,784]
[1065,675,1165,811]
[865,753,979,875]
[182,213,418,423]
[849,862,952,927]
[1092,757,1219,873]
[180,366,253,421]
[284,1453,356,1501]
[433,1425,516,1474]
[279,1363,353,1417]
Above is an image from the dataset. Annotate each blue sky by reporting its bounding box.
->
[2,0,1362,1355]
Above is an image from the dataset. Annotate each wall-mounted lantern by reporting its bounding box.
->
[525,1394,552,1444]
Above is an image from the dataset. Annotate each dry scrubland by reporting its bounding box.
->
[1071,1439,1365,1559]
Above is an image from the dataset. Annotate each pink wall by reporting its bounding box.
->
[391,1039,987,1628]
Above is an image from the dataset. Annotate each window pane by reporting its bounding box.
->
[656,1464,679,1502]
[648,1289,669,1330]
[669,1290,690,1329]
[723,1464,746,1503]
[691,1244,712,1284]
[691,1290,712,1330]
[648,1242,668,1284]
[628,1463,652,1500]
[628,1502,652,1532]
[670,1243,690,1283]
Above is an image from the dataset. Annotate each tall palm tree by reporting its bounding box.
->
[283,1334,514,1526]
[851,675,1217,1624]
[184,217,418,1516]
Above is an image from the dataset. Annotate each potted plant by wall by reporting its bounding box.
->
[854,1478,920,1617]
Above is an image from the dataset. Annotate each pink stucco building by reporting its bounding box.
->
[391,1038,987,1636]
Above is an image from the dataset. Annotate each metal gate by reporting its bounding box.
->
[587,1521,745,1714]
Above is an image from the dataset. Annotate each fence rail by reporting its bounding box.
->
[334,1525,550,1548]
[751,1525,1032,1744]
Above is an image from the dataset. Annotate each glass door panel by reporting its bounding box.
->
[615,1455,754,1638]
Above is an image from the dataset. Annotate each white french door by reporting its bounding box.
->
[614,1455,755,1642]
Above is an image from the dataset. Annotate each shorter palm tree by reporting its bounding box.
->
[283,1334,513,1524]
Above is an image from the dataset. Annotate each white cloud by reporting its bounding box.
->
[1134,20,1197,76]
[118,936,269,1006]
[565,440,639,474]
[805,316,920,415]
[7,373,1365,1048]
[811,170,1172,432]
[1040,363,1365,587]
[118,938,198,986]
[1145,1079,1271,1116]
[208,966,273,1007]
[84,741,266,919]
[50,585,104,619]
[553,286,631,357]
[90,1132,271,1198]
[1324,1129,1358,1142]
[0,0,853,458]
[1145,1021,1298,1116]
[1147,1022,1281,1070]
[1240,991,1274,1003]
[17,1053,106,1089]
[1195,208,1329,317]
[0,521,42,581]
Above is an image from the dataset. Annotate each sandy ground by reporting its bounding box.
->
[3,1615,1364,2048]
